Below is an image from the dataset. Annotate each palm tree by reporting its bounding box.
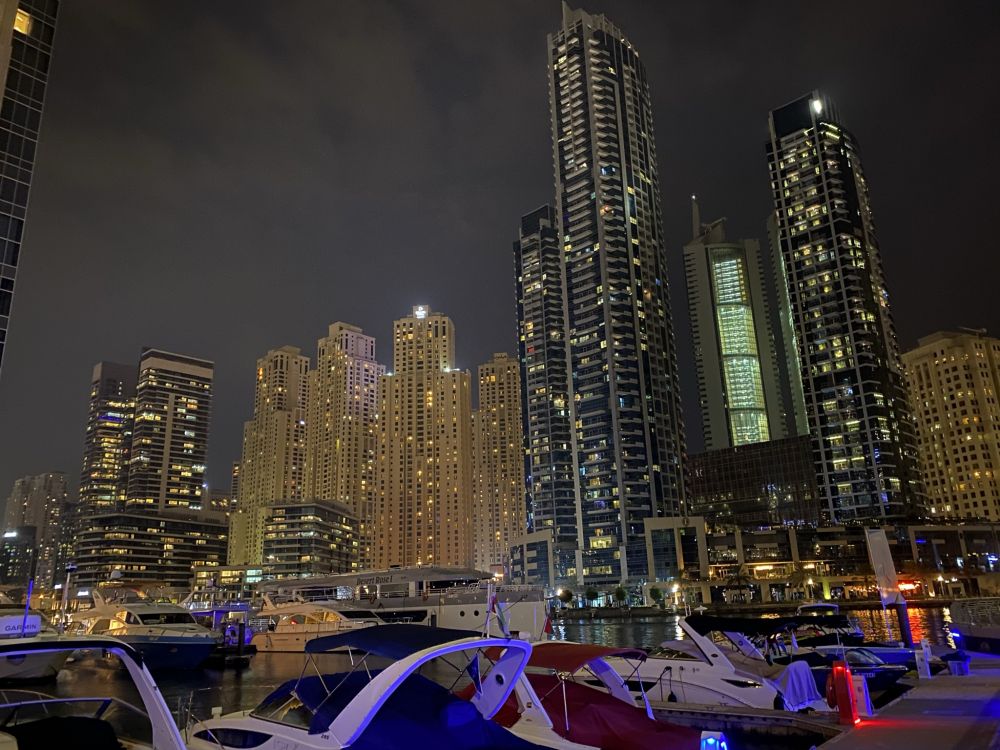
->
[786,565,809,601]
[725,565,754,604]
[648,586,663,608]
[613,585,628,608]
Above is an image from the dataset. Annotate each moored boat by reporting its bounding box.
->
[0,610,69,681]
[948,597,1000,653]
[70,589,217,670]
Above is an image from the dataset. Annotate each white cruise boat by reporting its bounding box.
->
[252,566,547,651]
[70,589,217,669]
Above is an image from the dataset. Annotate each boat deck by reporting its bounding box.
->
[825,653,1000,749]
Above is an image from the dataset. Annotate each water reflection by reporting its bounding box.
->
[555,605,955,649]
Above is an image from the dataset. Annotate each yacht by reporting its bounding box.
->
[186,624,545,750]
[0,635,186,749]
[250,597,377,652]
[949,597,1000,653]
[252,566,548,651]
[0,609,69,681]
[606,615,805,711]
[792,602,864,646]
[70,589,217,670]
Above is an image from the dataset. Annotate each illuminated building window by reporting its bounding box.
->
[13,9,31,35]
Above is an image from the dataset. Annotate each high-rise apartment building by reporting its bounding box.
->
[538,4,686,584]
[3,471,65,587]
[472,353,525,574]
[375,307,472,568]
[126,349,213,514]
[228,345,309,566]
[767,91,923,521]
[903,330,1000,520]
[683,203,804,450]
[0,1,58,377]
[78,361,136,516]
[305,322,383,569]
[262,500,357,578]
[515,205,578,581]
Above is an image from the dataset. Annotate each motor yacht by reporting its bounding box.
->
[70,589,217,670]
[0,635,186,749]
[793,602,864,646]
[607,615,813,711]
[252,566,548,650]
[186,624,547,750]
[249,597,378,652]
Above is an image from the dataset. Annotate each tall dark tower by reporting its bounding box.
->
[767,91,923,521]
[0,2,58,377]
[543,4,686,585]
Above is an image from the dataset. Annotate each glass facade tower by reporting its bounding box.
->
[541,4,686,584]
[767,91,923,521]
[0,1,57,377]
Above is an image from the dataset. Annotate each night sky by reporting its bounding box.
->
[1,1,997,501]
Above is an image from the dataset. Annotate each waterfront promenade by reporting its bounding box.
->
[826,655,1000,749]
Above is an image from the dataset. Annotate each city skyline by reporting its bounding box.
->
[0,0,998,503]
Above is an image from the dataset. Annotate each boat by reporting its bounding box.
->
[184,598,257,667]
[252,566,548,651]
[792,603,864,646]
[69,589,217,670]
[681,615,907,697]
[812,643,945,673]
[948,597,1000,653]
[186,624,549,750]
[498,640,707,750]
[607,615,791,710]
[249,597,378,652]
[0,635,186,749]
[0,610,70,681]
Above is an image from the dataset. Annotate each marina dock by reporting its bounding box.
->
[826,654,1000,749]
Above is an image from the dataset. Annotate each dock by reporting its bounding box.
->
[826,654,1000,749]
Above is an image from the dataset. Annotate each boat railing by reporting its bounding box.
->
[953,598,1000,626]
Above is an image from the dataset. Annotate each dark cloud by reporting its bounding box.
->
[1,0,997,496]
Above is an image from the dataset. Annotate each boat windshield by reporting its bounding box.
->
[138,612,196,625]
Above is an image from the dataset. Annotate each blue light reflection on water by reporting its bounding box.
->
[552,605,956,649]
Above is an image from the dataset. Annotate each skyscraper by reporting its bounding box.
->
[305,322,383,569]
[472,353,525,574]
[767,91,923,521]
[228,345,309,566]
[126,348,213,514]
[541,4,686,584]
[78,361,136,516]
[903,330,1000,521]
[3,471,65,587]
[375,306,473,569]
[0,1,58,378]
[683,202,804,450]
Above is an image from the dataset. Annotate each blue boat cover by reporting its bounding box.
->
[304,623,483,658]
[258,671,545,749]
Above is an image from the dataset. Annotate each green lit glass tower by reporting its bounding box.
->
[766,91,924,521]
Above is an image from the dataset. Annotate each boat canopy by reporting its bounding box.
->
[685,614,852,636]
[304,623,482,658]
[527,642,646,672]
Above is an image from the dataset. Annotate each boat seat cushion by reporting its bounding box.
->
[4,716,124,750]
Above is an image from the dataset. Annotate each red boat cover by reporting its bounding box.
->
[528,674,701,750]
[527,642,646,672]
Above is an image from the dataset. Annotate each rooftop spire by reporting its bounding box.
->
[691,194,701,240]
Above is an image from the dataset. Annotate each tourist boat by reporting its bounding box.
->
[249,597,378,652]
[0,609,70,681]
[496,640,708,750]
[186,624,547,750]
[252,566,548,651]
[69,589,217,670]
[948,597,1000,653]
[608,615,818,711]
[0,635,186,749]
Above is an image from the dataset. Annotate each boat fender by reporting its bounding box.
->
[825,672,837,708]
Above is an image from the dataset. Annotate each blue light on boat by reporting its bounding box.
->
[701,732,728,750]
